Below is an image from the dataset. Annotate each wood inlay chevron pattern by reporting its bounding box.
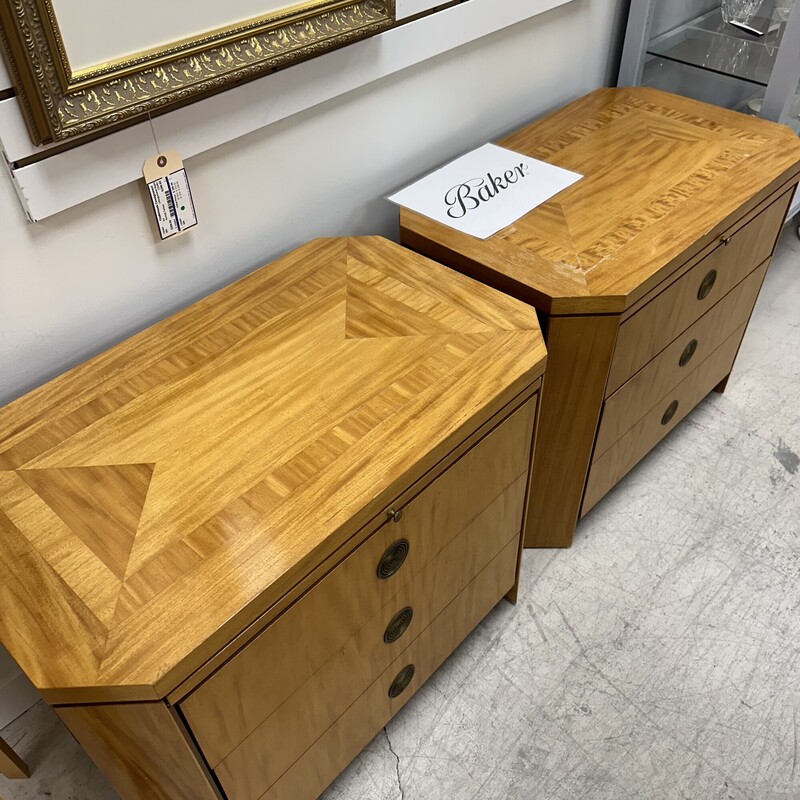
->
[0,237,546,702]
[500,102,769,281]
[18,464,153,580]
[401,88,800,315]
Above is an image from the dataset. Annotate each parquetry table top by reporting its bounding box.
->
[401,88,800,314]
[0,237,545,701]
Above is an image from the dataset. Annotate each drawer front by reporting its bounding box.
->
[607,194,786,395]
[583,325,746,515]
[182,398,536,766]
[254,537,519,800]
[215,475,526,800]
[594,261,767,459]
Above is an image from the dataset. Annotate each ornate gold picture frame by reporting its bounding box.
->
[0,0,395,145]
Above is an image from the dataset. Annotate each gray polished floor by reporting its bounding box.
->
[2,227,799,800]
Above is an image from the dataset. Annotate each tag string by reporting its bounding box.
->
[147,111,162,155]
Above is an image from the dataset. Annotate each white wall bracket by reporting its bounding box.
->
[0,0,574,221]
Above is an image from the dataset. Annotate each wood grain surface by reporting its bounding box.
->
[213,478,526,800]
[0,236,545,702]
[606,189,793,394]
[401,87,800,315]
[582,325,747,514]
[594,261,769,458]
[401,87,800,548]
[183,397,535,767]
[56,702,220,800]
[255,537,520,800]
[165,380,541,704]
[523,313,620,548]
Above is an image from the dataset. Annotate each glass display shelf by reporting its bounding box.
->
[647,4,788,87]
[642,55,766,110]
[619,0,800,225]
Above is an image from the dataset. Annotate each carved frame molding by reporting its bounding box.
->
[0,0,395,144]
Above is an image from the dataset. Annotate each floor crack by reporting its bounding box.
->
[384,726,405,800]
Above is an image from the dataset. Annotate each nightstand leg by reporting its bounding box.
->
[0,736,29,779]
[714,374,731,393]
[523,314,619,548]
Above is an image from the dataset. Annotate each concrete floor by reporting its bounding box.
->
[2,227,798,800]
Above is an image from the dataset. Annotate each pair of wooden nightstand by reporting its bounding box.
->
[0,88,798,800]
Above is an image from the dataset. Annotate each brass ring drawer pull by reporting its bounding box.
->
[388,664,416,698]
[384,607,414,644]
[661,400,679,426]
[679,339,698,368]
[697,269,717,300]
[377,539,410,580]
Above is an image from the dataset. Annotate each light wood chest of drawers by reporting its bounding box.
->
[0,237,546,800]
[400,87,800,548]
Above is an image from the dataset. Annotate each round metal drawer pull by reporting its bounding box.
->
[377,539,410,580]
[720,235,732,246]
[386,507,403,523]
[661,400,679,426]
[679,339,698,368]
[697,269,717,300]
[384,607,414,644]
[388,664,416,698]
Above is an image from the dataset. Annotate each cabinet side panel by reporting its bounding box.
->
[56,701,220,800]
[507,389,540,602]
[524,314,620,548]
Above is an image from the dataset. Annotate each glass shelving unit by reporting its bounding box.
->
[648,4,784,87]
[785,74,800,219]
[618,0,800,227]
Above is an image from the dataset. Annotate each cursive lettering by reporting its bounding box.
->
[444,163,529,219]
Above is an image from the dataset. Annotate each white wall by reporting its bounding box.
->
[1,0,625,406]
[0,0,625,718]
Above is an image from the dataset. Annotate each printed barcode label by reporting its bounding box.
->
[164,185,177,219]
[145,167,197,240]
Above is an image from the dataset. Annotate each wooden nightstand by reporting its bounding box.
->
[400,87,800,548]
[0,237,546,800]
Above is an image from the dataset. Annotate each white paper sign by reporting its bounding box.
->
[388,143,582,240]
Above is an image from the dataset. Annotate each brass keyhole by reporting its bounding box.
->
[679,339,698,367]
[388,664,416,698]
[386,507,403,523]
[377,539,409,580]
[661,400,679,426]
[697,270,717,300]
[384,607,413,644]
